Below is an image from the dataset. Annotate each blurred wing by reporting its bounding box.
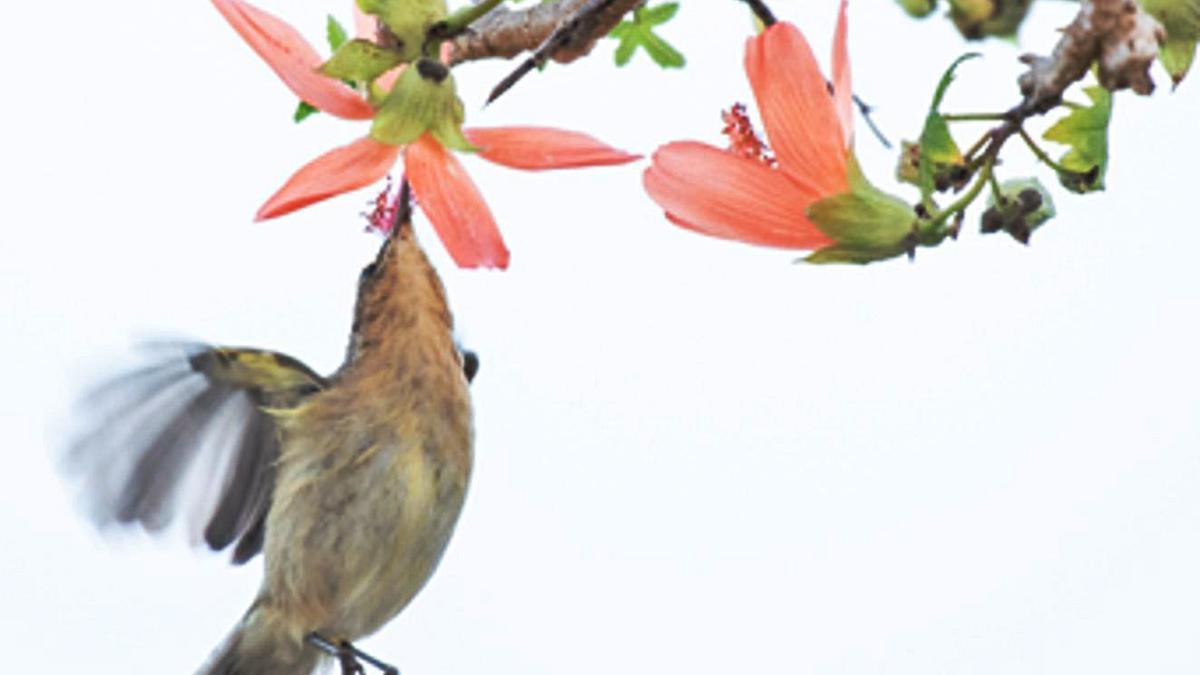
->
[64,343,325,564]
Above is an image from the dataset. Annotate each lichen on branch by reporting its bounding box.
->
[1018,0,1165,113]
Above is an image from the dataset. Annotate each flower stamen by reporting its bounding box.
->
[722,103,776,167]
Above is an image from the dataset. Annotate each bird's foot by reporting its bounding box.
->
[307,632,399,674]
[338,649,366,675]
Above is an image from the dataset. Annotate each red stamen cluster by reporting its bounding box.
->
[721,103,775,167]
[365,177,398,234]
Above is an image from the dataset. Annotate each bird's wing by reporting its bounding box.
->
[64,343,326,564]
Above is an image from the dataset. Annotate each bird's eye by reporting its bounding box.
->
[462,350,479,383]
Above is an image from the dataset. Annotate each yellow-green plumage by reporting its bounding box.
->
[66,219,474,675]
[240,227,473,671]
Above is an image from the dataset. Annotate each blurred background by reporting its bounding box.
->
[3,1,1199,672]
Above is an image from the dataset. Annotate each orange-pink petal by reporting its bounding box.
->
[256,137,400,220]
[643,141,834,249]
[832,0,853,146]
[212,0,374,120]
[405,135,510,269]
[353,3,376,40]
[744,21,848,197]
[376,66,404,94]
[465,127,641,170]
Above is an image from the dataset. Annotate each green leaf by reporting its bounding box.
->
[614,36,637,66]
[917,53,979,201]
[928,52,979,113]
[607,2,685,69]
[320,39,406,82]
[640,31,686,68]
[293,100,320,123]
[1042,84,1112,193]
[1140,0,1200,85]
[327,15,349,51]
[1139,0,1200,40]
[640,2,679,23]
[1161,37,1198,86]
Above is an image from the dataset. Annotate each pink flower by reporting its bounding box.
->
[643,2,912,260]
[213,0,640,269]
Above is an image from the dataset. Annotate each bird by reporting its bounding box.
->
[63,189,477,675]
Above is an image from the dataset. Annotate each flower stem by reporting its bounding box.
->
[1016,127,1074,175]
[928,155,995,232]
[433,0,507,41]
[942,112,1009,122]
[986,169,1004,204]
[739,0,777,27]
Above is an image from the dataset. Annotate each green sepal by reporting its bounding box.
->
[430,96,474,152]
[608,2,685,68]
[320,39,406,83]
[356,0,448,62]
[917,53,978,201]
[981,177,1055,244]
[805,243,910,265]
[370,60,475,151]
[1042,84,1111,193]
[806,154,916,263]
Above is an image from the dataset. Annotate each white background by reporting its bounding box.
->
[3,1,1200,673]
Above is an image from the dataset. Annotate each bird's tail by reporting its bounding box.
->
[197,604,321,675]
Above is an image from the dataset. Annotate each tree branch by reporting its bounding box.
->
[1017,0,1164,115]
[447,0,643,66]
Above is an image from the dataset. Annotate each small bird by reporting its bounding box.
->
[65,190,476,674]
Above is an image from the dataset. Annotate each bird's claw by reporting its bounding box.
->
[307,632,399,675]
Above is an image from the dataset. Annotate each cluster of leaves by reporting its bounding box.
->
[1042,86,1111,193]
[608,2,685,68]
[894,53,1112,249]
[897,0,1200,86]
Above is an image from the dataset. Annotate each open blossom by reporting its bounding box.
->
[643,2,917,263]
[213,0,639,269]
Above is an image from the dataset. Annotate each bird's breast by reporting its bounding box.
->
[261,360,473,639]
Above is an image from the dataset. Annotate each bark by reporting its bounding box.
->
[447,0,644,66]
[1018,0,1164,114]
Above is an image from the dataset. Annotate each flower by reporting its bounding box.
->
[642,2,919,264]
[213,0,640,269]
